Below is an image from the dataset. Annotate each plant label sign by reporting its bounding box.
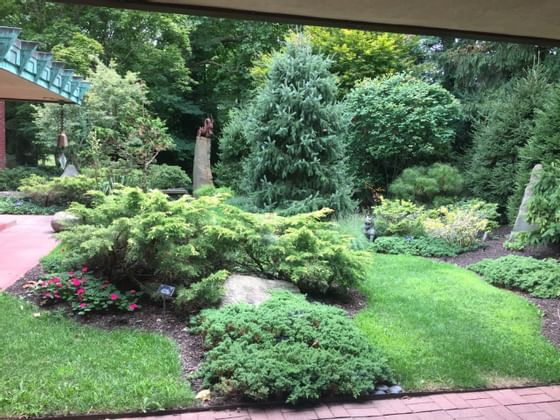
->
[157,284,175,299]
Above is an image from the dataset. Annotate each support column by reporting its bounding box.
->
[0,101,5,169]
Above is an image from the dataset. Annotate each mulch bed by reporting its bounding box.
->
[437,225,560,267]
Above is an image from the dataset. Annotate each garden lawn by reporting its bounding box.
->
[0,293,194,417]
[355,253,560,391]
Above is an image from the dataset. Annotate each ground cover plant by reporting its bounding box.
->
[191,292,393,403]
[354,254,560,390]
[0,293,193,417]
[0,196,62,215]
[370,236,462,257]
[469,255,560,298]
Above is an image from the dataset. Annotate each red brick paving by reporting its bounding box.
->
[0,215,57,289]
[118,386,560,420]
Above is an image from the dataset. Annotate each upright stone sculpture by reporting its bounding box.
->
[193,117,214,194]
[511,164,543,238]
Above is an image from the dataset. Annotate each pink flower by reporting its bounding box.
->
[110,293,118,301]
[81,266,88,273]
[68,271,75,276]
[54,292,61,299]
[79,303,87,308]
[71,278,81,287]
[76,288,85,296]
[129,290,136,295]
[128,303,138,311]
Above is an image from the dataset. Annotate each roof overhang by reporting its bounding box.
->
[51,0,560,46]
[0,27,90,104]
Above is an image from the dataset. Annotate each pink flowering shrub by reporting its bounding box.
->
[33,268,141,315]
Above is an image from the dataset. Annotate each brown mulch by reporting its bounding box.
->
[523,293,560,350]
[437,226,560,267]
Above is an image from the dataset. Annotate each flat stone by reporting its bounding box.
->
[51,211,80,232]
[222,273,300,306]
[389,385,403,394]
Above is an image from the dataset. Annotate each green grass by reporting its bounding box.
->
[355,253,560,391]
[0,293,194,417]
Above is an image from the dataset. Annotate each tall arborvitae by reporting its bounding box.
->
[242,34,354,215]
[466,66,551,222]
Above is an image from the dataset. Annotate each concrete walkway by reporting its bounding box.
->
[0,215,57,289]
[122,386,560,420]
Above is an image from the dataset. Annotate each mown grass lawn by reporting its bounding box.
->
[0,293,193,417]
[355,253,560,391]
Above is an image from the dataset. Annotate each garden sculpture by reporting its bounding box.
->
[193,116,215,193]
[197,117,214,138]
[363,215,376,242]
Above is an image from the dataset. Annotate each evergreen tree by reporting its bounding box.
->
[242,34,354,215]
[467,67,551,221]
[508,81,560,221]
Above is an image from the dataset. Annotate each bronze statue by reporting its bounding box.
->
[197,117,214,138]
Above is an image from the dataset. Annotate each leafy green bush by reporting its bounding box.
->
[370,236,462,257]
[57,189,365,302]
[0,166,60,191]
[422,200,497,248]
[373,199,425,236]
[0,196,62,215]
[191,292,393,403]
[147,164,191,190]
[19,175,97,207]
[32,269,141,315]
[174,270,229,314]
[389,163,464,205]
[346,73,461,194]
[469,256,560,298]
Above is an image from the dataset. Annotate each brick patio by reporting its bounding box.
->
[122,386,560,420]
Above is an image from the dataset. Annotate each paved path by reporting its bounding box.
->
[121,386,560,420]
[0,215,57,289]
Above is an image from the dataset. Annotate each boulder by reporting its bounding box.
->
[221,274,300,306]
[511,164,543,238]
[61,164,79,178]
[51,211,79,232]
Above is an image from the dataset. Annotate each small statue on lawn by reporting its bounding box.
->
[363,215,376,242]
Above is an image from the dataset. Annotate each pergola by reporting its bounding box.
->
[0,27,90,168]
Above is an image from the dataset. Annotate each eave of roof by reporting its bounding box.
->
[50,0,560,46]
[0,27,90,104]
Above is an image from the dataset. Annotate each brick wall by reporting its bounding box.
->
[0,101,5,170]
